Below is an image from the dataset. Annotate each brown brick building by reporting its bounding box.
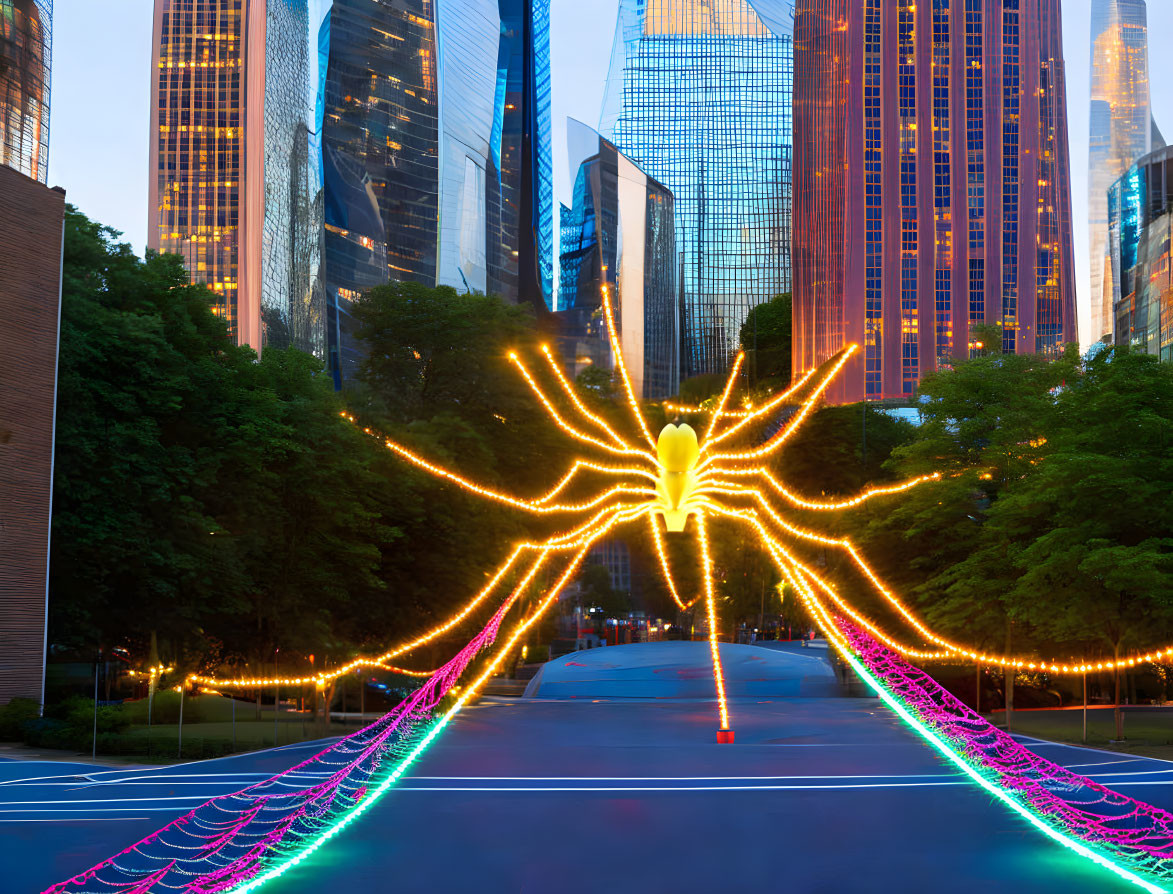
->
[0,164,64,706]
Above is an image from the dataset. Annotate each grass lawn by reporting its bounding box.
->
[994,706,1173,761]
[117,694,376,762]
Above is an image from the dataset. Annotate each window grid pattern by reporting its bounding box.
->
[965,0,984,325]
[0,0,51,182]
[793,0,1077,403]
[899,0,917,393]
[608,0,792,379]
[933,0,952,367]
[152,0,247,333]
[1107,146,1173,363]
[864,0,882,396]
[1001,0,1020,354]
[1036,33,1066,352]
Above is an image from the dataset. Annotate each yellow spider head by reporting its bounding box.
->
[656,423,701,533]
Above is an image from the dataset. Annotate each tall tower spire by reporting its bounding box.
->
[1089,0,1158,345]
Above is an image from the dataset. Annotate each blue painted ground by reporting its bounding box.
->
[5,642,1173,893]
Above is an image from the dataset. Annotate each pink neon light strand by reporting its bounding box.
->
[836,616,1173,878]
[43,582,527,894]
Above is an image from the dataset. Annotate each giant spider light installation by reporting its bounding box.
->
[47,285,1173,894]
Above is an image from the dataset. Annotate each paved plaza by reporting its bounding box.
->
[5,643,1171,893]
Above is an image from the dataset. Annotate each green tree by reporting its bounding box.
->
[575,365,618,401]
[740,293,792,385]
[51,208,266,655]
[988,348,1173,738]
[848,348,1077,718]
[50,209,408,683]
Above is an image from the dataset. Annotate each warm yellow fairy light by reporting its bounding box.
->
[540,344,629,450]
[214,338,1161,707]
[701,366,818,451]
[696,510,731,731]
[702,502,954,662]
[424,517,625,734]
[191,500,664,692]
[382,435,653,513]
[509,352,658,463]
[710,468,942,511]
[702,346,858,468]
[647,513,698,611]
[702,482,1172,675]
[701,351,745,447]
[599,283,657,449]
[535,460,659,505]
[663,403,758,418]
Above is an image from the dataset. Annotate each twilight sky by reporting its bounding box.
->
[46,0,1173,349]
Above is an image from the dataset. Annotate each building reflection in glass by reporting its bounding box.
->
[600,0,792,380]
[321,0,553,387]
[0,0,51,182]
[148,0,325,357]
[556,119,679,400]
[1108,147,1173,362]
[1089,0,1162,345]
[793,0,1078,404]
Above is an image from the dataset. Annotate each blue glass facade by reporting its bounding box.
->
[1089,0,1161,344]
[260,0,326,357]
[557,121,679,399]
[601,0,792,380]
[1108,147,1173,361]
[321,0,553,387]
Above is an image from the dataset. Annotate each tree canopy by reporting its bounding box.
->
[739,293,792,385]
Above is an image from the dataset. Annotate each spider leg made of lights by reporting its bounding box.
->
[58,288,1173,894]
[197,284,1173,705]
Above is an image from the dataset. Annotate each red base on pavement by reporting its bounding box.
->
[716,729,735,744]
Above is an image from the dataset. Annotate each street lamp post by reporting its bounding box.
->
[91,649,101,760]
[273,648,280,748]
[177,683,184,759]
[1083,670,1088,744]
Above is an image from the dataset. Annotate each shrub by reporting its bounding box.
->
[0,698,40,741]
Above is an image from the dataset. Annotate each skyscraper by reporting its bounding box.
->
[320,0,554,387]
[557,120,679,399]
[600,0,793,380]
[0,0,50,181]
[1107,146,1173,362]
[148,0,325,357]
[1089,0,1162,346]
[793,0,1078,404]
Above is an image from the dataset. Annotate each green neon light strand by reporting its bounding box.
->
[225,704,459,893]
[223,639,1169,893]
[834,642,1166,894]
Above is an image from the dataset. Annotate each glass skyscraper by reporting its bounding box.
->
[1107,146,1173,362]
[793,0,1078,404]
[321,0,554,387]
[1089,0,1162,346]
[600,0,793,380]
[0,0,51,182]
[148,0,325,357]
[557,120,679,399]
